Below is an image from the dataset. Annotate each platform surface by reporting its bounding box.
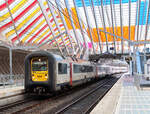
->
[91,74,123,114]
[115,75,150,114]
[0,86,24,98]
[91,73,150,114]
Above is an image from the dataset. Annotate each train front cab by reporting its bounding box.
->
[25,52,56,94]
[31,57,48,82]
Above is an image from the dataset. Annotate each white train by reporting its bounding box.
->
[25,51,128,95]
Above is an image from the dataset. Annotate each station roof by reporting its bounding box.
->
[0,0,150,58]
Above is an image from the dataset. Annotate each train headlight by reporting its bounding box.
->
[45,74,48,79]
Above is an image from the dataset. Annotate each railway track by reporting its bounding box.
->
[0,95,38,114]
[55,77,119,114]
[0,75,121,114]
[0,97,34,111]
[0,92,61,114]
[0,84,90,114]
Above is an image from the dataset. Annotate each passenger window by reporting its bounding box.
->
[58,63,67,74]
[89,66,93,72]
[80,65,86,72]
[73,64,81,73]
[73,65,93,73]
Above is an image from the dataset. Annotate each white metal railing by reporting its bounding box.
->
[0,74,24,88]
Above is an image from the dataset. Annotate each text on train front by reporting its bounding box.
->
[31,57,48,81]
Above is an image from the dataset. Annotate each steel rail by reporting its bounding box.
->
[0,92,25,100]
[84,77,119,114]
[55,77,117,114]
[0,96,33,111]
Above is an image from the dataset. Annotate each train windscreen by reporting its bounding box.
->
[32,57,47,71]
[31,57,48,81]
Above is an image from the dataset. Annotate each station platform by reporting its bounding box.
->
[91,73,150,114]
[0,86,24,99]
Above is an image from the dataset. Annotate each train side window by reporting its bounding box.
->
[80,65,86,72]
[58,63,67,74]
[84,66,89,72]
[90,66,94,72]
[73,64,82,73]
[86,66,93,72]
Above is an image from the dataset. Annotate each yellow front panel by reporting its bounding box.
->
[32,71,48,81]
[31,57,48,82]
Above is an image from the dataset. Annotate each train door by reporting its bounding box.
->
[96,66,98,78]
[57,62,70,84]
[70,63,72,86]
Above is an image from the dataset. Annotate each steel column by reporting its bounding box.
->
[47,1,70,56]
[128,0,131,51]
[81,0,95,54]
[113,0,119,52]
[139,0,146,40]
[90,0,102,54]
[144,0,150,46]
[9,48,13,84]
[98,0,109,52]
[54,0,75,55]
[119,0,124,53]
[110,0,116,53]
[134,0,138,46]
[104,0,115,53]
[37,0,64,57]
[39,31,66,47]
[136,0,141,42]
[5,0,20,44]
[72,0,88,50]
[64,0,81,53]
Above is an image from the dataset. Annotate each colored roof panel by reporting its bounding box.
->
[0,0,150,55]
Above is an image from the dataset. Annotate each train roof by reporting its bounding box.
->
[26,50,94,64]
[25,50,65,61]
